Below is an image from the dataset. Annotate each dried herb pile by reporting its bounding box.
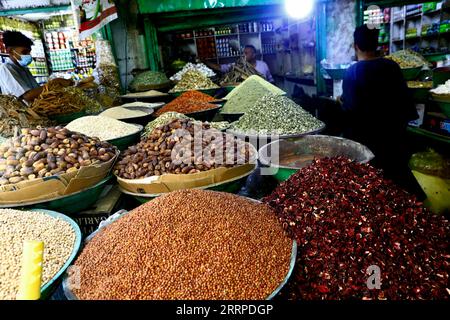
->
[230,93,324,135]
[0,95,53,138]
[264,157,449,300]
[155,90,217,116]
[129,71,169,92]
[221,75,285,114]
[168,70,219,93]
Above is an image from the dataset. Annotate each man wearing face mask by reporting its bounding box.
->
[0,31,72,103]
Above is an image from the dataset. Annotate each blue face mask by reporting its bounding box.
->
[14,51,33,67]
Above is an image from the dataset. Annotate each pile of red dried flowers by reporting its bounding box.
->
[264,157,449,300]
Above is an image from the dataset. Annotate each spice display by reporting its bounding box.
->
[264,157,449,300]
[222,75,285,114]
[95,39,121,107]
[66,116,141,141]
[409,149,450,179]
[0,209,76,300]
[115,119,253,179]
[430,79,450,95]
[143,112,190,136]
[407,81,433,89]
[230,93,324,135]
[220,57,265,86]
[155,90,218,116]
[121,90,168,99]
[0,95,54,138]
[129,71,170,92]
[143,112,229,138]
[68,190,292,300]
[99,107,149,120]
[168,70,219,93]
[385,49,429,68]
[0,127,117,186]
[170,62,215,81]
[31,84,103,117]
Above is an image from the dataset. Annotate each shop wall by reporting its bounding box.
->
[326,0,357,63]
[108,0,149,90]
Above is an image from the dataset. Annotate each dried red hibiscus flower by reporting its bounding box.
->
[264,157,449,300]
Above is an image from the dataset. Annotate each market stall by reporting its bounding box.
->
[0,0,449,303]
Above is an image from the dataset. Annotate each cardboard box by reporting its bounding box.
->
[0,151,119,205]
[116,163,256,195]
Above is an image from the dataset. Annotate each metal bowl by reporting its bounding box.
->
[258,135,374,182]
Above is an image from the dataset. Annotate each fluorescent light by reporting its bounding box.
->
[285,0,315,20]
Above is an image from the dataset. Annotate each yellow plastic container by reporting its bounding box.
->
[411,170,450,214]
[17,240,44,300]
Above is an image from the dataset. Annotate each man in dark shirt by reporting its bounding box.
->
[341,25,418,188]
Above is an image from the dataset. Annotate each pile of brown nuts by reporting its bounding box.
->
[264,157,450,300]
[0,127,117,186]
[68,190,292,300]
[114,118,254,179]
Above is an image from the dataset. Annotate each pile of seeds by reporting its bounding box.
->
[155,90,217,116]
[0,127,117,186]
[143,112,230,138]
[115,119,253,179]
[170,63,215,81]
[99,107,149,120]
[230,93,324,135]
[68,190,292,300]
[66,116,141,141]
[169,70,219,93]
[0,209,76,300]
[0,95,54,138]
[143,112,190,137]
[129,71,170,92]
[264,157,450,300]
[221,75,285,114]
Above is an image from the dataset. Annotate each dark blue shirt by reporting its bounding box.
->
[341,58,418,149]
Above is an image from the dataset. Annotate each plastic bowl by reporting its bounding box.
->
[169,88,221,98]
[50,111,87,125]
[431,94,450,117]
[258,135,375,182]
[30,209,82,299]
[227,124,326,150]
[2,176,113,215]
[184,105,222,122]
[114,107,154,126]
[62,201,296,300]
[220,112,245,123]
[401,66,423,81]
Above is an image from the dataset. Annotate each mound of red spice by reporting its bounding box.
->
[156,90,217,116]
[263,157,449,300]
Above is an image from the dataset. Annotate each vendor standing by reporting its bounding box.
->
[0,31,71,103]
[339,25,418,189]
[205,45,274,83]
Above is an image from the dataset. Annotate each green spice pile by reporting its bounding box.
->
[230,93,324,135]
[221,75,285,114]
[129,71,170,92]
[169,70,219,93]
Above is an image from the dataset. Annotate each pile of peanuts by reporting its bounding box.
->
[68,190,292,300]
[114,118,254,179]
[0,127,117,186]
[0,209,76,300]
